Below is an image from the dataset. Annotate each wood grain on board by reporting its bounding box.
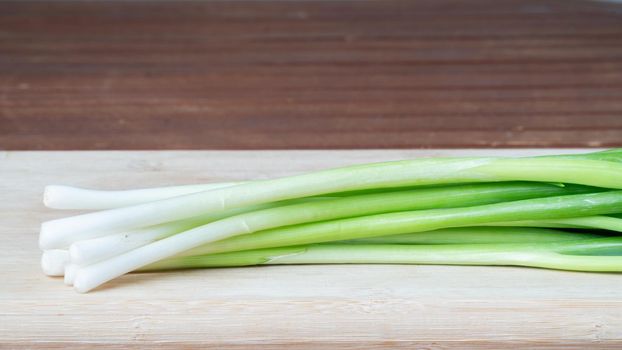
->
[1,1,622,149]
[1,149,621,349]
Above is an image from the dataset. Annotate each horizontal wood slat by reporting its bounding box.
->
[1,0,621,149]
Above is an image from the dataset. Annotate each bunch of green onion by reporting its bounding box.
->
[40,149,622,293]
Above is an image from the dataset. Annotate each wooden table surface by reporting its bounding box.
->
[1,0,622,150]
[2,149,622,349]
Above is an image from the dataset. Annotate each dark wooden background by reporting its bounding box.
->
[1,0,622,150]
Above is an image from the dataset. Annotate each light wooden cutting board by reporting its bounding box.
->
[1,149,621,349]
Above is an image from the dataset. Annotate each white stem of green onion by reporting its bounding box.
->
[41,249,70,276]
[64,264,79,285]
[44,182,241,210]
[68,220,202,266]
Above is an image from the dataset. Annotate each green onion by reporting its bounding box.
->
[65,182,588,264]
[39,149,622,293]
[144,237,622,273]
[62,227,601,286]
[41,155,622,249]
[43,182,595,250]
[178,191,622,259]
[73,191,622,293]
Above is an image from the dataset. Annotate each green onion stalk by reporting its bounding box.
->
[73,190,622,292]
[146,238,622,273]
